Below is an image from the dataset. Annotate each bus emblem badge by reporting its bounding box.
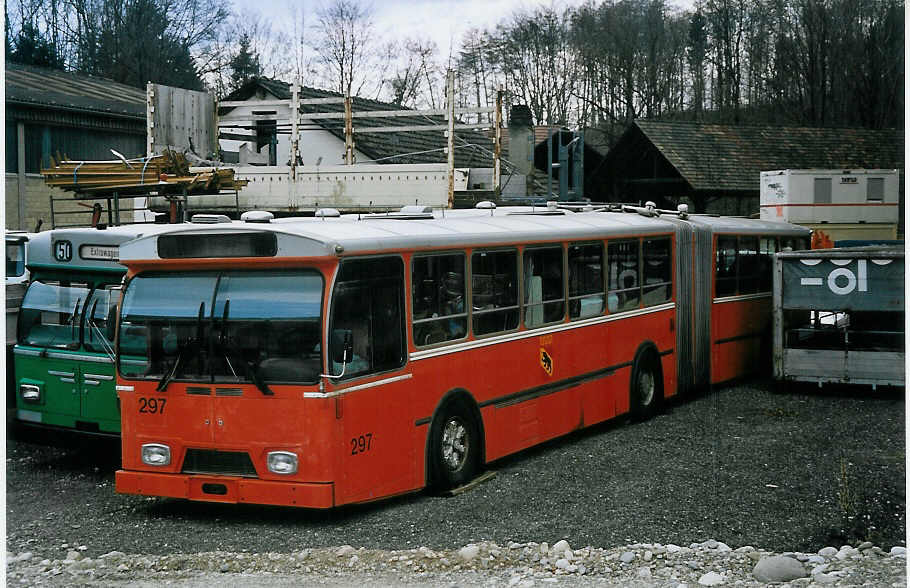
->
[539,349,554,376]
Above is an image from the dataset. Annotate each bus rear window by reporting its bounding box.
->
[6,241,25,278]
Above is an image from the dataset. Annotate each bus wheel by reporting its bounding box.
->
[430,401,480,490]
[631,349,661,420]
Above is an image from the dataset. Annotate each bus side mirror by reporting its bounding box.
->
[331,329,353,364]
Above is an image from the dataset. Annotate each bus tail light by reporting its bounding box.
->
[141,443,171,466]
[267,451,298,475]
[19,384,41,403]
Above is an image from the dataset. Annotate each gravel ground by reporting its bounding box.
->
[5,378,906,586]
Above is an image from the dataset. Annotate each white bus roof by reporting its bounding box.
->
[26,224,190,271]
[119,208,810,263]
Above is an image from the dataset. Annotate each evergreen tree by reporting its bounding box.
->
[10,22,64,69]
[230,33,262,90]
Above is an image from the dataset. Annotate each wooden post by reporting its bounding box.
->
[493,86,502,199]
[17,122,26,230]
[344,96,354,165]
[146,83,155,157]
[290,82,300,179]
[446,69,455,209]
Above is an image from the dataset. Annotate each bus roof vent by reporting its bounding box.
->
[241,210,274,223]
[190,214,232,224]
[315,208,341,218]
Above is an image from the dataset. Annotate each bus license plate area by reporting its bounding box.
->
[188,476,238,502]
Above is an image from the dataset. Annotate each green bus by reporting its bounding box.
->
[13,224,182,435]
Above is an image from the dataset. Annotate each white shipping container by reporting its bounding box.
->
[759,169,899,224]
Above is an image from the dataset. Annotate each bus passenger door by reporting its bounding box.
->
[338,376,415,504]
[329,255,415,505]
[79,287,120,433]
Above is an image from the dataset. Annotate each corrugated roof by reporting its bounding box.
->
[632,121,904,192]
[224,78,495,168]
[5,62,146,119]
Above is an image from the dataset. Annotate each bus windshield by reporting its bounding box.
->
[18,280,89,349]
[118,271,324,388]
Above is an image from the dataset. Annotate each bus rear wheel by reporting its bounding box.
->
[430,401,480,490]
[631,349,662,420]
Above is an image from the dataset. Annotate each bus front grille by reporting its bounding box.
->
[182,449,258,477]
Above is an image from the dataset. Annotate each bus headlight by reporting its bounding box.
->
[141,443,171,466]
[267,451,298,475]
[19,384,41,403]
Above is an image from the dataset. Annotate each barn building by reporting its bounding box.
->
[598,121,904,229]
[5,63,147,230]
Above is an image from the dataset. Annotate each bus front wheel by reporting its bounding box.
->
[430,401,480,490]
[631,348,662,420]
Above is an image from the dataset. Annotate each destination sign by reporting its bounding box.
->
[80,244,119,261]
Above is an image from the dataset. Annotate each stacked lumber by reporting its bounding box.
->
[41,150,247,195]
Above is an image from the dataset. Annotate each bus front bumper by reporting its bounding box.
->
[115,470,335,508]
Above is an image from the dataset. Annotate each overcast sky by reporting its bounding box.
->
[234,0,697,62]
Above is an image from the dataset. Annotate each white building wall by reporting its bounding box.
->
[218,93,369,166]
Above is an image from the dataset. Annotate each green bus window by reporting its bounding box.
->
[643,238,672,306]
[607,240,640,312]
[18,280,89,349]
[412,253,467,347]
[568,243,604,320]
[523,247,565,328]
[83,286,117,354]
[330,257,406,378]
[715,236,738,297]
[472,250,519,336]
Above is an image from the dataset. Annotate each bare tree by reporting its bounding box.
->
[309,0,386,98]
[387,37,441,108]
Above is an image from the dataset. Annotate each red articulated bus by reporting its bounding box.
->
[113,204,810,508]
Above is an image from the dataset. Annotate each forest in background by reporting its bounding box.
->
[5,0,904,150]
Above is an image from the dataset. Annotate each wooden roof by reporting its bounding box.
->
[620,121,904,193]
[223,78,495,169]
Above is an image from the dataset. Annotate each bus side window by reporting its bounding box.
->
[738,236,760,294]
[523,246,565,328]
[642,237,672,306]
[412,253,467,346]
[607,240,640,312]
[715,236,738,297]
[758,237,777,292]
[568,243,604,320]
[471,250,519,336]
[330,257,406,378]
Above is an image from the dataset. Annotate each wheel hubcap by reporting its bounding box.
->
[639,370,655,406]
[441,417,468,472]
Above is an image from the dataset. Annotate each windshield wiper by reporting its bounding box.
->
[218,299,272,396]
[156,352,183,392]
[157,301,205,392]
